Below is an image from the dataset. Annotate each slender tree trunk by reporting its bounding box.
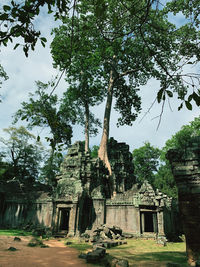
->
[49,143,56,188]
[98,69,115,175]
[84,101,89,153]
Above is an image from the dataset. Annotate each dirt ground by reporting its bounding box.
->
[0,235,96,267]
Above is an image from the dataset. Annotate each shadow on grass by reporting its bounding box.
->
[132,251,187,264]
[108,249,187,266]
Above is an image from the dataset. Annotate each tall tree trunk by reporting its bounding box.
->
[49,143,56,188]
[98,69,115,175]
[84,101,89,153]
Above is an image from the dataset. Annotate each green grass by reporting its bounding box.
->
[64,238,92,253]
[63,238,187,266]
[0,229,32,236]
[107,239,187,266]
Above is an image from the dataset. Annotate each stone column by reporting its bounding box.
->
[157,209,164,236]
[141,212,145,234]
[135,207,141,235]
[167,137,200,266]
[68,202,78,236]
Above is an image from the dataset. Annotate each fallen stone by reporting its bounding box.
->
[40,244,49,248]
[122,233,133,238]
[78,253,87,259]
[8,247,17,251]
[116,259,129,267]
[86,247,106,263]
[66,241,72,245]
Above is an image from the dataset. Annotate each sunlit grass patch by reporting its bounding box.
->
[0,229,32,236]
[107,239,187,266]
[64,238,92,253]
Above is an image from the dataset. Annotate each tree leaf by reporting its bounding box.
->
[192,92,200,106]
[14,43,20,50]
[166,90,173,97]
[157,89,164,103]
[178,103,183,111]
[3,5,11,12]
[185,101,192,110]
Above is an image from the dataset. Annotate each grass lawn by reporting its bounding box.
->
[64,238,187,266]
[0,229,32,236]
[107,239,187,266]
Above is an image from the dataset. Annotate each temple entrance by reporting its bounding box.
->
[59,208,70,231]
[140,209,158,234]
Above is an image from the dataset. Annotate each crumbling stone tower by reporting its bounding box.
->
[167,136,200,266]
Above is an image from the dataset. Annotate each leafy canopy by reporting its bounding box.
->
[0,0,70,56]
[0,126,43,183]
[132,142,161,185]
[14,80,73,150]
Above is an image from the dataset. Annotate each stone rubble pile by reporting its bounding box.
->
[79,225,129,265]
[81,224,128,248]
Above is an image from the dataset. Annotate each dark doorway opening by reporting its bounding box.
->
[59,208,70,231]
[141,211,158,233]
[144,212,154,232]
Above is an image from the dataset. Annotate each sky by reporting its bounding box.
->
[0,3,200,153]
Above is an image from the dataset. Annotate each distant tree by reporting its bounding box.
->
[0,126,43,183]
[14,80,73,152]
[14,80,73,187]
[90,145,99,158]
[154,163,177,198]
[162,117,200,155]
[132,142,160,185]
[154,117,200,198]
[0,64,8,102]
[39,150,63,187]
[0,152,12,181]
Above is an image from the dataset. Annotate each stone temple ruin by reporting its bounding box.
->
[0,138,180,239]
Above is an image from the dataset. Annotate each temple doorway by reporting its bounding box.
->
[59,208,70,231]
[140,209,158,234]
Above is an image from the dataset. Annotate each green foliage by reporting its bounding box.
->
[154,163,177,198]
[39,150,63,187]
[132,142,161,185]
[0,126,43,183]
[161,117,200,157]
[154,117,200,198]
[90,145,99,158]
[51,0,179,132]
[0,0,69,55]
[51,18,106,147]
[162,0,200,110]
[14,80,73,150]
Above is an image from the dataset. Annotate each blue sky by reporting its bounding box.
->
[0,2,200,152]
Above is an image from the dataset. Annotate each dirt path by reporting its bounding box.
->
[0,236,96,267]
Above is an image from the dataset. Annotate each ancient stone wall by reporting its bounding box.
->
[0,191,53,230]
